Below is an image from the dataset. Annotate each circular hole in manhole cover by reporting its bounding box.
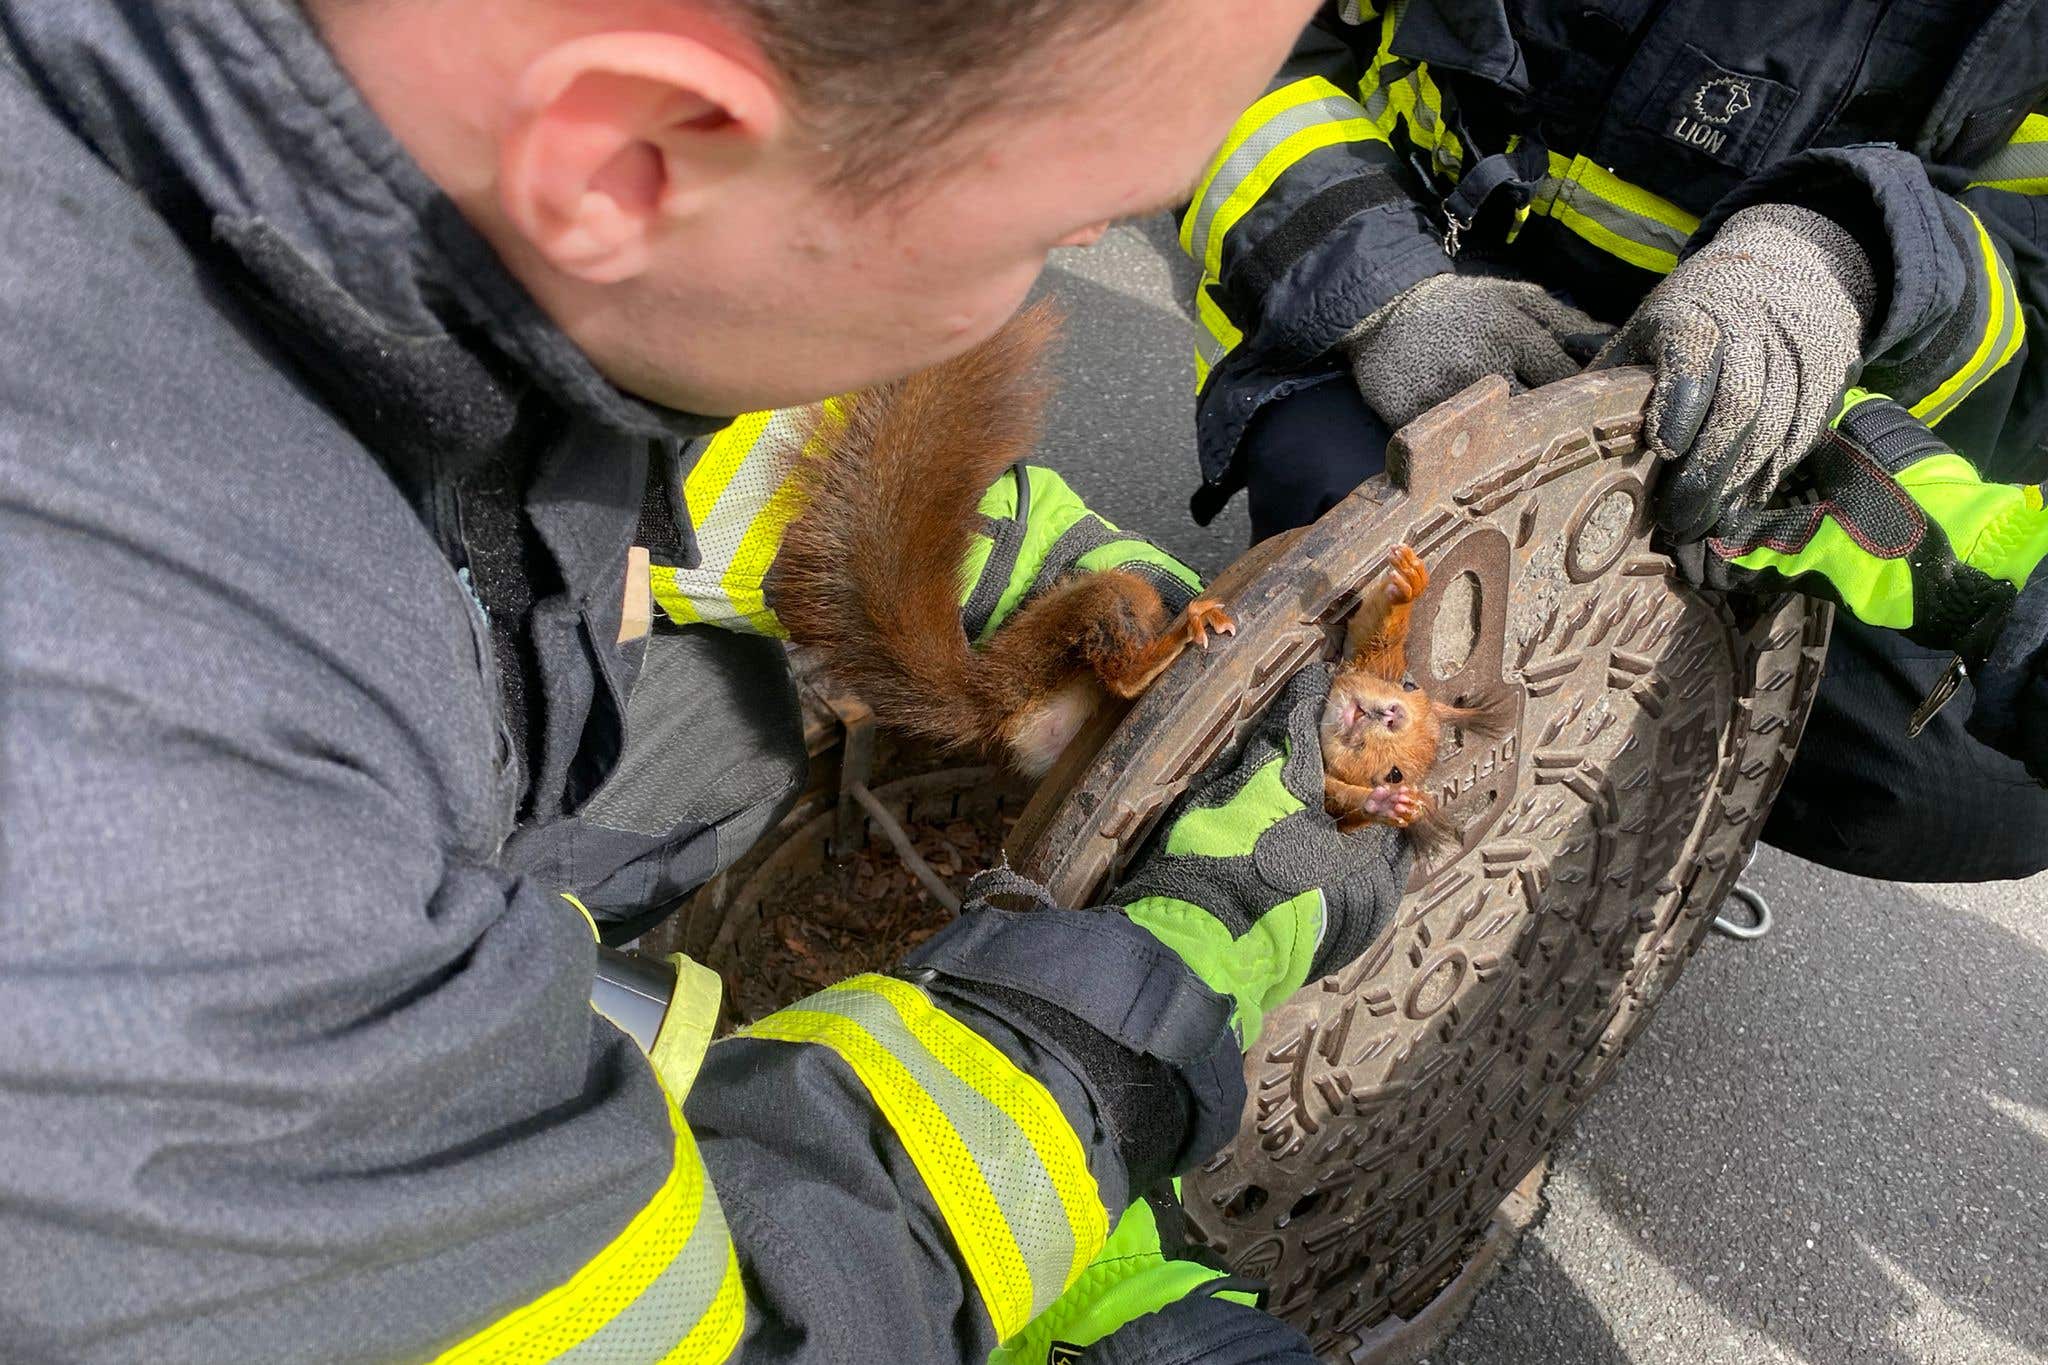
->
[1430,570,1483,680]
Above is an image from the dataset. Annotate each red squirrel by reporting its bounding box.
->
[772,303,1235,778]
[1321,545,1512,848]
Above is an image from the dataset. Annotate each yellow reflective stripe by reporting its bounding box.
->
[715,416,834,635]
[1909,206,2026,426]
[561,892,600,940]
[433,1091,740,1364]
[648,567,704,627]
[1182,77,1358,257]
[664,1247,744,1365]
[1193,279,1243,392]
[681,412,771,530]
[1196,118,1383,282]
[1526,151,1699,274]
[655,402,843,636]
[1967,113,2048,194]
[739,975,1107,1342]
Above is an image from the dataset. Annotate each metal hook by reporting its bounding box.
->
[1712,871,1777,945]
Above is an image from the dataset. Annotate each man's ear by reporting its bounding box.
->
[500,30,783,285]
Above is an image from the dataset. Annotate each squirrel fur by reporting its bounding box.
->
[772,303,1232,777]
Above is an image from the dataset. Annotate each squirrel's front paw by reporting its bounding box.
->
[1183,598,1237,648]
[1359,782,1426,828]
[1385,544,1429,605]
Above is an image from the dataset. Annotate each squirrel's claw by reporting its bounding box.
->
[1183,599,1237,649]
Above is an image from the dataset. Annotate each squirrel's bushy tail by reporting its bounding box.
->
[773,302,1061,754]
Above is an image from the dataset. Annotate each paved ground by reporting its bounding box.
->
[1034,220,2048,1365]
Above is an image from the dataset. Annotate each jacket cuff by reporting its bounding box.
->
[903,898,1246,1202]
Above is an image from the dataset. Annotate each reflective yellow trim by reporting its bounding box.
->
[648,954,724,1099]
[1526,152,1699,274]
[561,893,600,941]
[1198,118,1382,281]
[1967,113,2048,194]
[715,415,833,636]
[743,1003,1039,1338]
[648,567,704,627]
[431,1091,739,1364]
[653,400,846,636]
[739,975,1107,1342]
[681,411,771,530]
[1182,77,1357,256]
[1353,1,1465,178]
[667,1247,744,1364]
[850,976,1104,1296]
[1193,278,1244,392]
[1909,206,2026,426]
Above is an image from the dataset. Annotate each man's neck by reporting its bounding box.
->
[300,0,513,228]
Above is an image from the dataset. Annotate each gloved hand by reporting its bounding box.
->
[1682,389,2048,671]
[963,463,1204,643]
[1598,202,1878,543]
[1341,274,1612,429]
[1109,666,1409,1045]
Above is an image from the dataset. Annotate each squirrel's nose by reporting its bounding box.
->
[1376,701,1408,731]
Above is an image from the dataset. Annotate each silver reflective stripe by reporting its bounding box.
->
[1528,172,1691,270]
[660,409,817,633]
[561,1168,737,1362]
[1185,91,1368,274]
[1972,137,2048,187]
[796,987,1078,1319]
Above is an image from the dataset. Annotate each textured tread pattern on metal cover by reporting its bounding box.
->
[1010,370,1828,1360]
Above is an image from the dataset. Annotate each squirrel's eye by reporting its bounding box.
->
[1402,679,1419,692]
[1385,768,1403,784]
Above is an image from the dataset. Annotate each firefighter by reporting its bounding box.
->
[1184,0,2048,878]
[0,1,1395,1362]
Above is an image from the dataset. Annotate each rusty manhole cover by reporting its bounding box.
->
[1008,369,1829,1358]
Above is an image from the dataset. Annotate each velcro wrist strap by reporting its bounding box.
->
[1833,393,1951,471]
[904,903,1235,1069]
[901,898,1246,1166]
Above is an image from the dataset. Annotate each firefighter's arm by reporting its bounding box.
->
[686,907,1246,1361]
[1179,5,1452,474]
[959,464,1203,642]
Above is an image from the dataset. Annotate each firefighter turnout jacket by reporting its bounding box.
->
[1184,0,2048,778]
[0,5,1249,1362]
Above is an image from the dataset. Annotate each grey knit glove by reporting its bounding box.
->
[1596,203,1877,544]
[1110,666,1409,1046]
[1341,274,1613,428]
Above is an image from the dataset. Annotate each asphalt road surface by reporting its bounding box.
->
[1033,220,2048,1365]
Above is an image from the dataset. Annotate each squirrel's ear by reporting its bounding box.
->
[499,27,783,285]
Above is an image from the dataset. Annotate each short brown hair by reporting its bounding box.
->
[727,0,1142,188]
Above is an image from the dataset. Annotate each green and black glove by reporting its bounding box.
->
[961,464,1204,643]
[1683,389,2048,714]
[1109,667,1410,1046]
